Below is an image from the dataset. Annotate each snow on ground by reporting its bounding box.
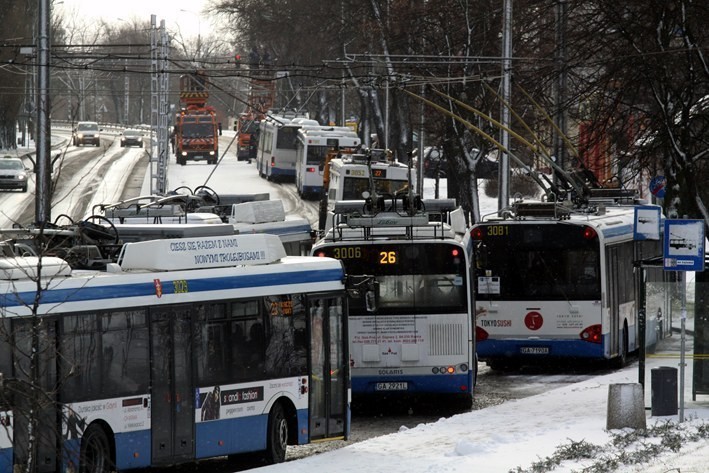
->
[6,132,707,473]
[252,340,709,473]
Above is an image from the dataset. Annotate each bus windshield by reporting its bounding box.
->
[318,242,467,315]
[342,177,410,200]
[475,223,601,301]
[306,145,332,165]
[276,127,298,149]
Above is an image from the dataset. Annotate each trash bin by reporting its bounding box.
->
[651,366,678,416]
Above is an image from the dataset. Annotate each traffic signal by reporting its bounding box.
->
[235,54,241,65]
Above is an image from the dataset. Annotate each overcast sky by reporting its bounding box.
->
[57,0,212,39]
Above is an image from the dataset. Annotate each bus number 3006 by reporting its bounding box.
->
[332,247,361,259]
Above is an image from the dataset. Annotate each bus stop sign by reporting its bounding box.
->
[663,219,705,271]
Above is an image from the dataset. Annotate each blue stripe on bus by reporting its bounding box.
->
[269,168,296,177]
[476,338,605,359]
[600,224,634,239]
[62,430,152,471]
[114,430,151,470]
[196,415,268,458]
[352,373,473,395]
[1,268,344,309]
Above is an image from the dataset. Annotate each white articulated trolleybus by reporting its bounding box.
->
[470,190,668,370]
[295,127,361,200]
[312,194,476,408]
[0,231,349,472]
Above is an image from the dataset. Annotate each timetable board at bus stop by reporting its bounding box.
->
[661,219,707,405]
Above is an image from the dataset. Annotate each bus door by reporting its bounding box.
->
[150,306,195,465]
[11,319,57,472]
[607,247,619,356]
[308,297,347,440]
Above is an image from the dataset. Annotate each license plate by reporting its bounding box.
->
[520,346,549,354]
[375,382,408,391]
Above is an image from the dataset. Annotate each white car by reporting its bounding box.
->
[0,156,30,192]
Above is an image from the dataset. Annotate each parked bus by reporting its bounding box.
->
[256,116,316,182]
[0,233,349,472]
[295,127,361,200]
[470,197,668,370]
[312,195,476,409]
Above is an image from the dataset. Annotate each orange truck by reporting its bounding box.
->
[174,73,221,166]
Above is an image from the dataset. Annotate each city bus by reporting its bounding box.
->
[326,152,415,213]
[312,196,476,408]
[295,127,361,200]
[470,198,668,370]
[256,115,317,182]
[0,233,349,472]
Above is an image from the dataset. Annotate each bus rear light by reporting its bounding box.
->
[582,226,597,240]
[475,326,489,341]
[271,157,275,167]
[580,324,602,344]
[315,251,326,257]
[306,167,316,172]
[471,227,484,240]
[451,248,460,257]
[446,366,455,374]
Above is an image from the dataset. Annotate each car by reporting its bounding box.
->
[0,156,30,192]
[120,129,144,148]
[72,121,101,147]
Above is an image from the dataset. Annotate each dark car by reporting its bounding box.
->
[120,129,144,148]
[0,156,30,192]
[72,121,101,147]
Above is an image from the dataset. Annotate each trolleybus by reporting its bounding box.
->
[0,233,349,472]
[256,116,317,182]
[326,152,414,208]
[295,127,360,200]
[471,197,668,370]
[312,195,475,408]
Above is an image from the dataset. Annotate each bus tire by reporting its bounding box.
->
[264,402,288,464]
[79,424,114,473]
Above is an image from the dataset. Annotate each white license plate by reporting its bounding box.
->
[375,382,408,391]
[520,347,550,354]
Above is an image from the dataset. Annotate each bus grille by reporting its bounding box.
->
[429,323,464,356]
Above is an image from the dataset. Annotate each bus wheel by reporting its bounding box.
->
[264,402,288,464]
[80,425,114,473]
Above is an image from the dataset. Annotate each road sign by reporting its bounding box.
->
[663,219,705,271]
[633,205,661,240]
[649,176,666,198]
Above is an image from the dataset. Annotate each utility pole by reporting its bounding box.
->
[150,16,169,194]
[553,0,568,186]
[35,0,52,226]
[498,0,512,212]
